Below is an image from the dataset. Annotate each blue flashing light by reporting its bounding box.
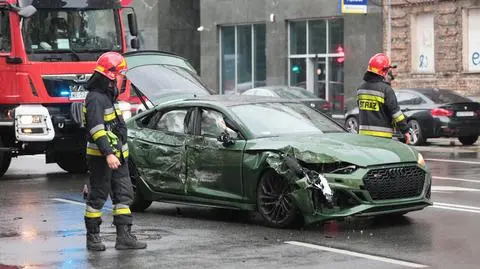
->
[60,90,71,96]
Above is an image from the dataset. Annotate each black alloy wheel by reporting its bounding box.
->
[257,169,299,228]
[345,116,359,134]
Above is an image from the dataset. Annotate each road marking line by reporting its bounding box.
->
[434,202,480,210]
[431,205,480,214]
[285,241,428,268]
[431,186,480,192]
[51,198,112,211]
[426,158,480,165]
[433,176,480,184]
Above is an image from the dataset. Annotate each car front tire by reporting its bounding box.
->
[128,158,152,212]
[458,135,478,146]
[56,151,88,174]
[0,138,12,178]
[257,169,299,228]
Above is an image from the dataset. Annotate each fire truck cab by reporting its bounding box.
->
[0,0,139,177]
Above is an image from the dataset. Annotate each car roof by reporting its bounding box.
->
[173,94,300,107]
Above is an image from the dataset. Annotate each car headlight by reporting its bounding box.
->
[418,153,425,166]
[20,115,42,124]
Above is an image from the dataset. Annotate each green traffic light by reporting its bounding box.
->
[292,65,300,74]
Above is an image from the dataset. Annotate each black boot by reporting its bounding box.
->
[114,224,147,250]
[85,217,106,251]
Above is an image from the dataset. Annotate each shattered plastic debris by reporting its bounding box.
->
[265,149,335,203]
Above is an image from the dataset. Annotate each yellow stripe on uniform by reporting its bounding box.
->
[85,211,103,218]
[358,94,385,103]
[359,130,393,138]
[104,113,116,121]
[112,208,131,215]
[86,147,103,156]
[92,130,107,141]
[393,113,406,123]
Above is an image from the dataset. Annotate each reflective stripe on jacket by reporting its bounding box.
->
[83,90,128,158]
[356,72,409,138]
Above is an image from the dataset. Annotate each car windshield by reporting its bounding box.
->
[22,9,121,54]
[126,64,213,103]
[418,89,471,104]
[125,54,196,72]
[274,87,318,99]
[231,102,344,137]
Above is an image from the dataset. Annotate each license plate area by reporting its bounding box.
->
[69,85,88,100]
[456,111,475,117]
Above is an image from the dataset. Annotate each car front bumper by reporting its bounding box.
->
[291,164,433,225]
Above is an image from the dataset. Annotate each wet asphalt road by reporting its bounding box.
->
[1,139,480,269]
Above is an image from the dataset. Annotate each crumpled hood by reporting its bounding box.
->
[246,133,418,167]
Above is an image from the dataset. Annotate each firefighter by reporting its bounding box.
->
[356,53,411,144]
[82,52,147,251]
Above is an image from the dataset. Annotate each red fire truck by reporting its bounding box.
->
[0,0,140,177]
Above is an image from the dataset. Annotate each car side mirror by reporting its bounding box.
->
[130,38,140,49]
[18,5,37,18]
[217,130,236,147]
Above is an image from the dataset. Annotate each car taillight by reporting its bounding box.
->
[431,108,453,117]
[322,102,332,110]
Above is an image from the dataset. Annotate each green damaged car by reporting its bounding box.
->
[123,54,432,228]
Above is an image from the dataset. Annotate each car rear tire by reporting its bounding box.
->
[0,138,12,178]
[458,135,478,146]
[257,169,299,228]
[128,158,152,212]
[408,119,426,146]
[56,151,88,174]
[345,116,358,134]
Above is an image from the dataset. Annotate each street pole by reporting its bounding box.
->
[387,0,391,57]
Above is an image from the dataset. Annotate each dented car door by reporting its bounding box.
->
[185,108,246,202]
[129,108,194,194]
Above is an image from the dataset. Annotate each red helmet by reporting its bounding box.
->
[94,52,127,80]
[367,53,395,77]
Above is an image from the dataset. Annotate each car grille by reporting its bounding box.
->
[363,166,425,200]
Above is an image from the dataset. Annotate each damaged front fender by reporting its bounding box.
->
[264,148,336,213]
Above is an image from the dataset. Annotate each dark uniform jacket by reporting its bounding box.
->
[356,71,409,138]
[82,75,129,160]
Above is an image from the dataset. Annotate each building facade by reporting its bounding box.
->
[199,0,384,116]
[385,0,480,96]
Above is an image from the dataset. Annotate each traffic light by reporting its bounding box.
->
[292,65,301,74]
[336,45,344,63]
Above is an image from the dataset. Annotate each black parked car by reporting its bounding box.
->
[344,88,480,146]
[241,86,332,115]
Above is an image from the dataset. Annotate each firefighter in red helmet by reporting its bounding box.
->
[356,53,411,144]
[82,52,147,251]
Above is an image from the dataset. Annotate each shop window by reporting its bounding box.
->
[465,9,480,72]
[411,13,435,73]
[288,19,344,114]
[220,24,266,94]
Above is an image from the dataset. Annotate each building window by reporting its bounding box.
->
[288,18,344,114]
[411,13,435,73]
[465,8,480,72]
[220,24,266,95]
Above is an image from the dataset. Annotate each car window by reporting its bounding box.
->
[200,109,237,138]
[154,109,188,134]
[231,102,344,137]
[397,92,424,105]
[0,10,11,52]
[418,89,471,104]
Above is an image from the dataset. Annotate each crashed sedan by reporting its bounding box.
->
[123,64,432,229]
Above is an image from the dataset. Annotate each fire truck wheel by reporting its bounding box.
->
[56,152,88,174]
[0,139,12,178]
